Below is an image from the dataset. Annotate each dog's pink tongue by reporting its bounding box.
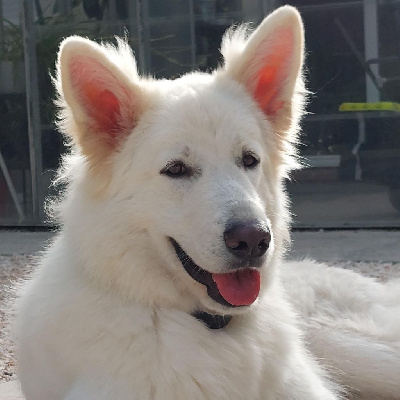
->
[212,269,260,306]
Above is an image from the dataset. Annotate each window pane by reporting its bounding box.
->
[280,0,400,227]
[0,1,32,224]
[2,0,400,227]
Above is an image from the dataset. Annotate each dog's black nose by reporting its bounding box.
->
[224,223,271,260]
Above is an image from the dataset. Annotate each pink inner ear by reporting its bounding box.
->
[251,27,294,116]
[69,57,127,141]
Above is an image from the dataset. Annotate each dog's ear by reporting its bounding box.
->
[56,37,144,166]
[221,6,304,135]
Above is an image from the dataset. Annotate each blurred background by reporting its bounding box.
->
[0,0,400,228]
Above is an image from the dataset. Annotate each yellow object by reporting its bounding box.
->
[339,102,400,112]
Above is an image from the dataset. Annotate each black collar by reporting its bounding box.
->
[192,311,232,329]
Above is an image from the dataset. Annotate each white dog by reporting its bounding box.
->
[16,6,400,399]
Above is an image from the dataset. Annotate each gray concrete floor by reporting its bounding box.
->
[289,230,400,262]
[0,231,54,255]
[0,229,399,262]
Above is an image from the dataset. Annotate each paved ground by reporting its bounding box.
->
[0,231,54,256]
[289,230,400,262]
[1,229,400,262]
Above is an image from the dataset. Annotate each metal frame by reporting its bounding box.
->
[22,0,44,224]
[136,0,151,74]
[261,0,276,14]
[363,0,380,102]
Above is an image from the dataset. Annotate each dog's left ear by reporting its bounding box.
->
[221,6,304,134]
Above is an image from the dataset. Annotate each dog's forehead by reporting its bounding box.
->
[153,73,264,146]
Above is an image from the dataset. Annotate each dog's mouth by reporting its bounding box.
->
[170,238,260,308]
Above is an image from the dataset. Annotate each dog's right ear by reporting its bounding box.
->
[56,37,144,166]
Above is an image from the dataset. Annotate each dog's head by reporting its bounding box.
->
[55,6,304,316]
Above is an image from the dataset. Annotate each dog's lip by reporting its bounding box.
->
[169,238,259,308]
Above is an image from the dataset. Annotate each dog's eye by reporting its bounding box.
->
[242,153,259,169]
[162,161,189,178]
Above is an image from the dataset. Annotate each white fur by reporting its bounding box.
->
[16,6,400,400]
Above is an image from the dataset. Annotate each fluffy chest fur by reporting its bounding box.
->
[18,238,310,400]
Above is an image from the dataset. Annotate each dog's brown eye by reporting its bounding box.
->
[162,162,189,178]
[242,153,259,169]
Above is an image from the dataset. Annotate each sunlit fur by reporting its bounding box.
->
[16,6,400,400]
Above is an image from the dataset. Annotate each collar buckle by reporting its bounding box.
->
[192,311,232,329]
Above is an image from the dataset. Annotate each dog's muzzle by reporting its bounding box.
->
[170,238,261,308]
